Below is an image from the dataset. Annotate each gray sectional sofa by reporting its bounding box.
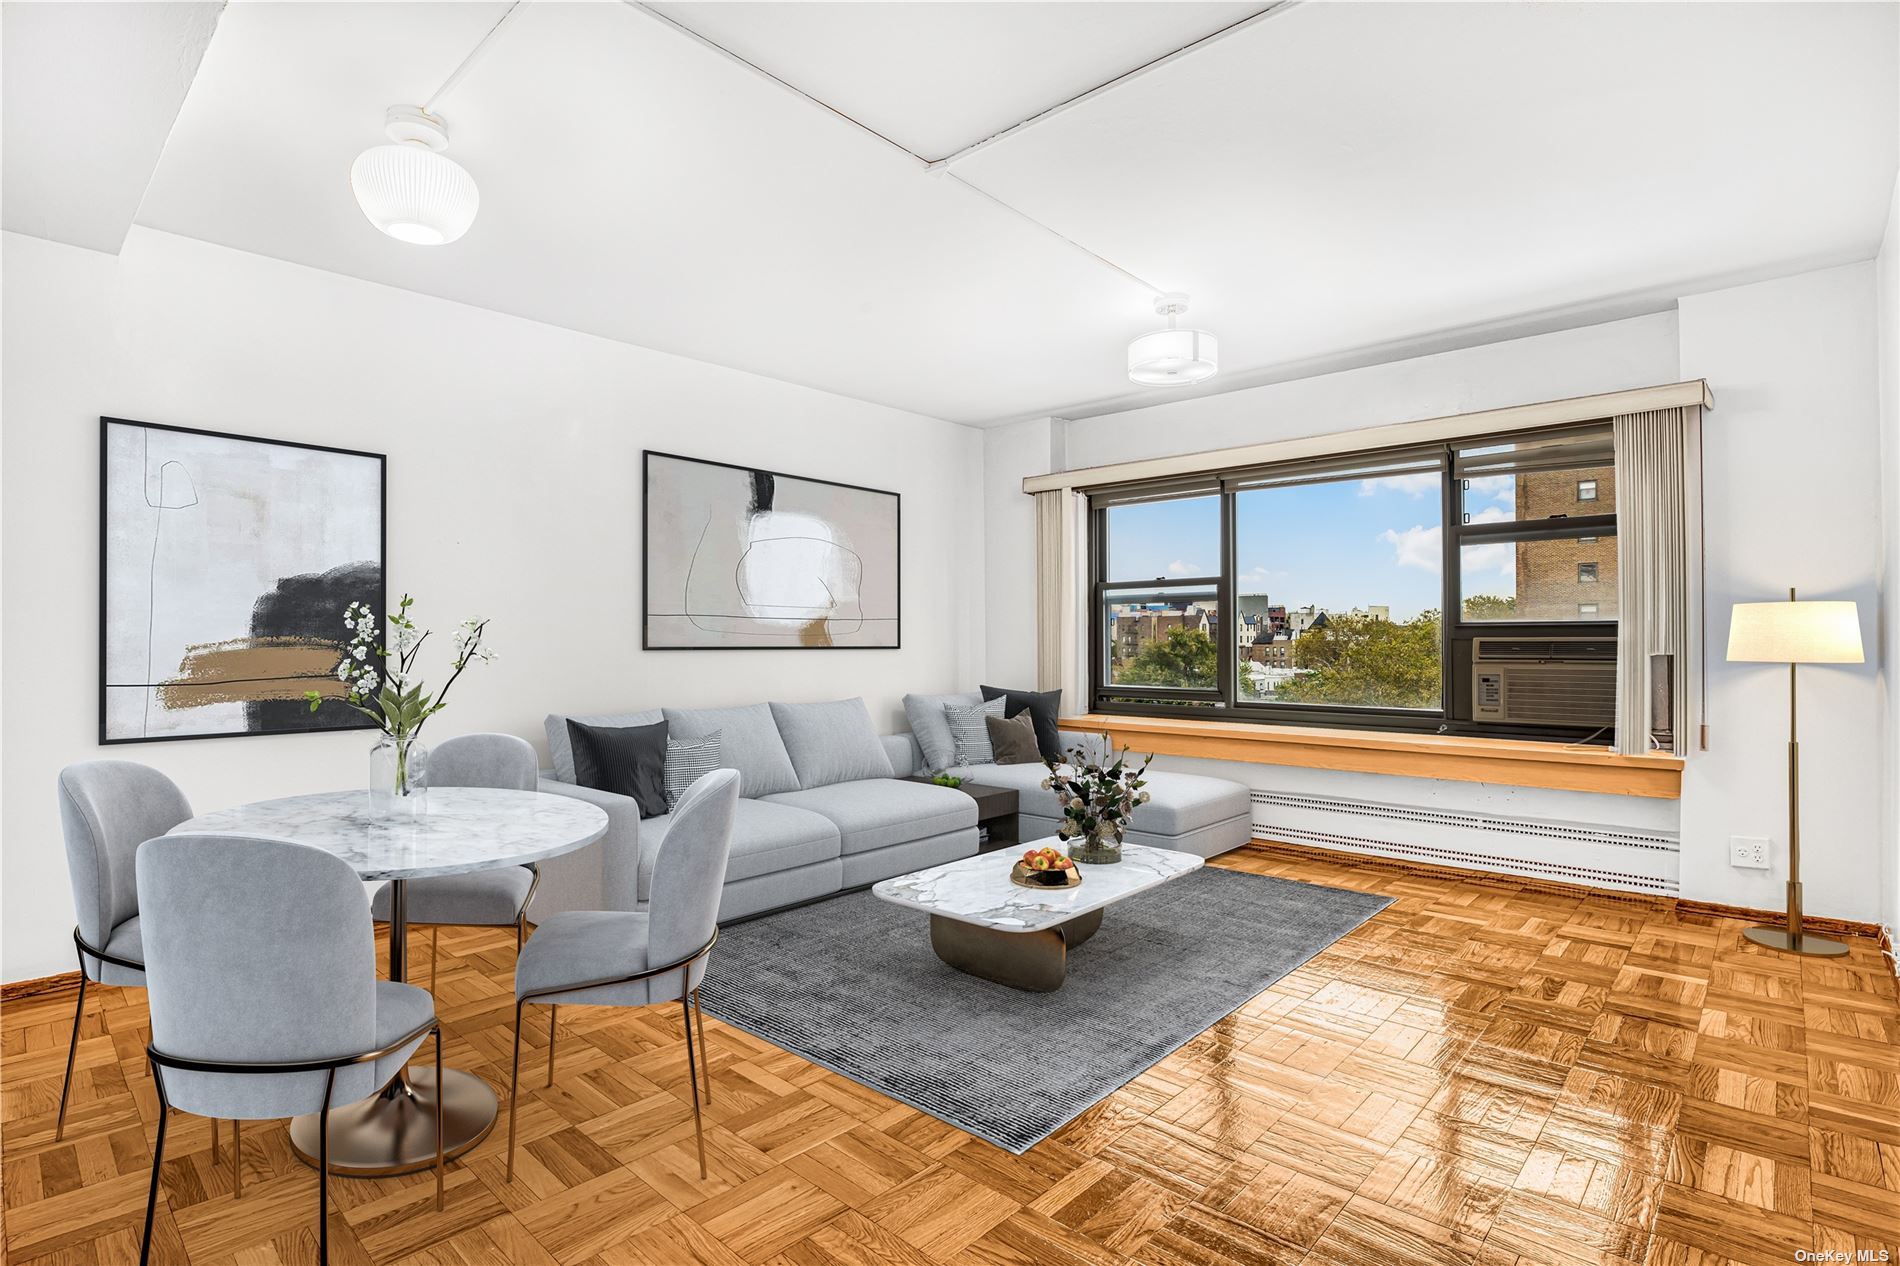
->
[528,695,1252,924]
[532,700,978,922]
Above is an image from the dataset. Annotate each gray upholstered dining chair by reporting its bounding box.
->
[506,768,739,1182]
[55,760,193,1142]
[370,732,539,991]
[135,833,444,1266]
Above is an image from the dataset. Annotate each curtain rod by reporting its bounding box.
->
[1021,379,1714,495]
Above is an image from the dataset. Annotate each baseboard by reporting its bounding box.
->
[2,970,81,1002]
[1245,834,1888,943]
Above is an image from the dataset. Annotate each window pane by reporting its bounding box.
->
[1461,534,1619,621]
[1105,495,1219,583]
[1233,477,1442,710]
[1463,463,1616,523]
[1105,588,1219,691]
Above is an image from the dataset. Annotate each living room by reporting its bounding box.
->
[3,3,1897,1264]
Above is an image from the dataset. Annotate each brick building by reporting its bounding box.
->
[1513,466,1618,620]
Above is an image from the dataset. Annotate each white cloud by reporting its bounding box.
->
[1360,472,1439,498]
[1166,560,1201,577]
[1466,475,1515,512]
[1378,524,1442,573]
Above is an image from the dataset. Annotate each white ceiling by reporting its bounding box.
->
[11,1,1900,426]
[1,1,222,253]
[646,2,1261,161]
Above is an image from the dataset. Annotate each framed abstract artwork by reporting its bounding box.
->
[99,417,387,743]
[643,450,900,649]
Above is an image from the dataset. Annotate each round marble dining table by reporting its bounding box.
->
[170,786,609,1177]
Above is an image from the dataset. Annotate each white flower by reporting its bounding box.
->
[353,644,368,660]
[336,664,351,682]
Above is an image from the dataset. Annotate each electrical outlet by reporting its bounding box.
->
[1729,836,1771,870]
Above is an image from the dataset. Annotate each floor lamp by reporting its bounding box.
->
[1725,588,1863,957]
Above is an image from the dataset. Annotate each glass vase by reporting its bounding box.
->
[369,734,430,819]
[1068,822,1124,865]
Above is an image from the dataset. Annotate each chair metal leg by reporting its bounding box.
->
[516,915,525,954]
[232,1120,242,1198]
[681,968,706,1179]
[506,1000,526,1182]
[433,1025,446,1212]
[139,1062,169,1266]
[545,1004,558,1088]
[431,926,439,996]
[55,967,88,1141]
[693,989,712,1105]
[318,1068,335,1266]
[211,1116,220,1167]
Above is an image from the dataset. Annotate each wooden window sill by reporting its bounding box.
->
[1059,714,1684,799]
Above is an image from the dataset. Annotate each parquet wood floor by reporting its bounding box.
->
[4,844,1896,1265]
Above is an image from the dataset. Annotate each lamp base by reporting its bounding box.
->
[1742,926,1850,957]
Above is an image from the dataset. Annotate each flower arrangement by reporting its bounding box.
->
[302,595,494,813]
[1042,744,1152,864]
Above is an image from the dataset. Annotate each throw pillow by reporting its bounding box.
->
[770,698,895,788]
[903,691,982,772]
[663,731,723,812]
[661,704,799,797]
[943,697,1007,766]
[984,712,1042,765]
[545,708,663,783]
[979,685,1064,763]
[566,718,669,819]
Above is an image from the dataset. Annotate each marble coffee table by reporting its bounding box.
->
[872,839,1203,991]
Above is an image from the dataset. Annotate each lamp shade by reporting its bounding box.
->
[350,143,478,245]
[1127,327,1218,386]
[1726,599,1863,664]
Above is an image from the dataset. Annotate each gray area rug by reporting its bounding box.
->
[697,866,1391,1153]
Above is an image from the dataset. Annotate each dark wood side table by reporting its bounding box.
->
[906,776,1019,853]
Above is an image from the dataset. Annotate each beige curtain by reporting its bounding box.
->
[1034,489,1083,711]
[1613,407,1697,755]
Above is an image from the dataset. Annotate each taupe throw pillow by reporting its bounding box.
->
[985,712,1042,765]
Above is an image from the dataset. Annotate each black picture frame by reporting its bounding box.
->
[642,449,901,651]
[98,416,389,744]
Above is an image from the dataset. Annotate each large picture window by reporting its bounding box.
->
[1089,423,1617,738]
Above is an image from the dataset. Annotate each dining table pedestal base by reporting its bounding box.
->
[288,1066,496,1176]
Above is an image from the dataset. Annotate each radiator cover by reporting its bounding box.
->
[1249,788,1679,896]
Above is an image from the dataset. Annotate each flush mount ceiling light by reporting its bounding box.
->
[1128,293,1218,387]
[346,2,522,246]
[350,106,479,246]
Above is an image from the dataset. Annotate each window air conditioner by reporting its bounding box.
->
[1470,637,1615,728]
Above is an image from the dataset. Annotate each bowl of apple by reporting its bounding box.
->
[1010,846,1082,889]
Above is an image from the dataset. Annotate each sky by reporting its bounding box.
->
[1106,476,1520,621]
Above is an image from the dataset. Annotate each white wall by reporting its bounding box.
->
[0,227,985,982]
[1678,263,1885,925]
[1061,310,1681,470]
[983,416,1065,691]
[1876,172,1900,949]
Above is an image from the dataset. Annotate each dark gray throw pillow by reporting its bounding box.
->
[567,718,670,819]
[985,712,1043,765]
[980,685,1063,762]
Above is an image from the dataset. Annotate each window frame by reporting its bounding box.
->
[1087,423,1619,741]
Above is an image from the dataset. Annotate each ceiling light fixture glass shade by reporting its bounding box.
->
[1128,292,1218,386]
[350,107,478,246]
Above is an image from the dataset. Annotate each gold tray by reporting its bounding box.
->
[1010,861,1082,889]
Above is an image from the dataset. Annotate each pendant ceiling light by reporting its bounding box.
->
[1127,292,1218,387]
[350,106,478,246]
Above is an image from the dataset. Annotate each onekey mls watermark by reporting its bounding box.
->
[1794,1252,1891,1263]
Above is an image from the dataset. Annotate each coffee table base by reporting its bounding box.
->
[288,1067,496,1176]
[929,908,1104,992]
